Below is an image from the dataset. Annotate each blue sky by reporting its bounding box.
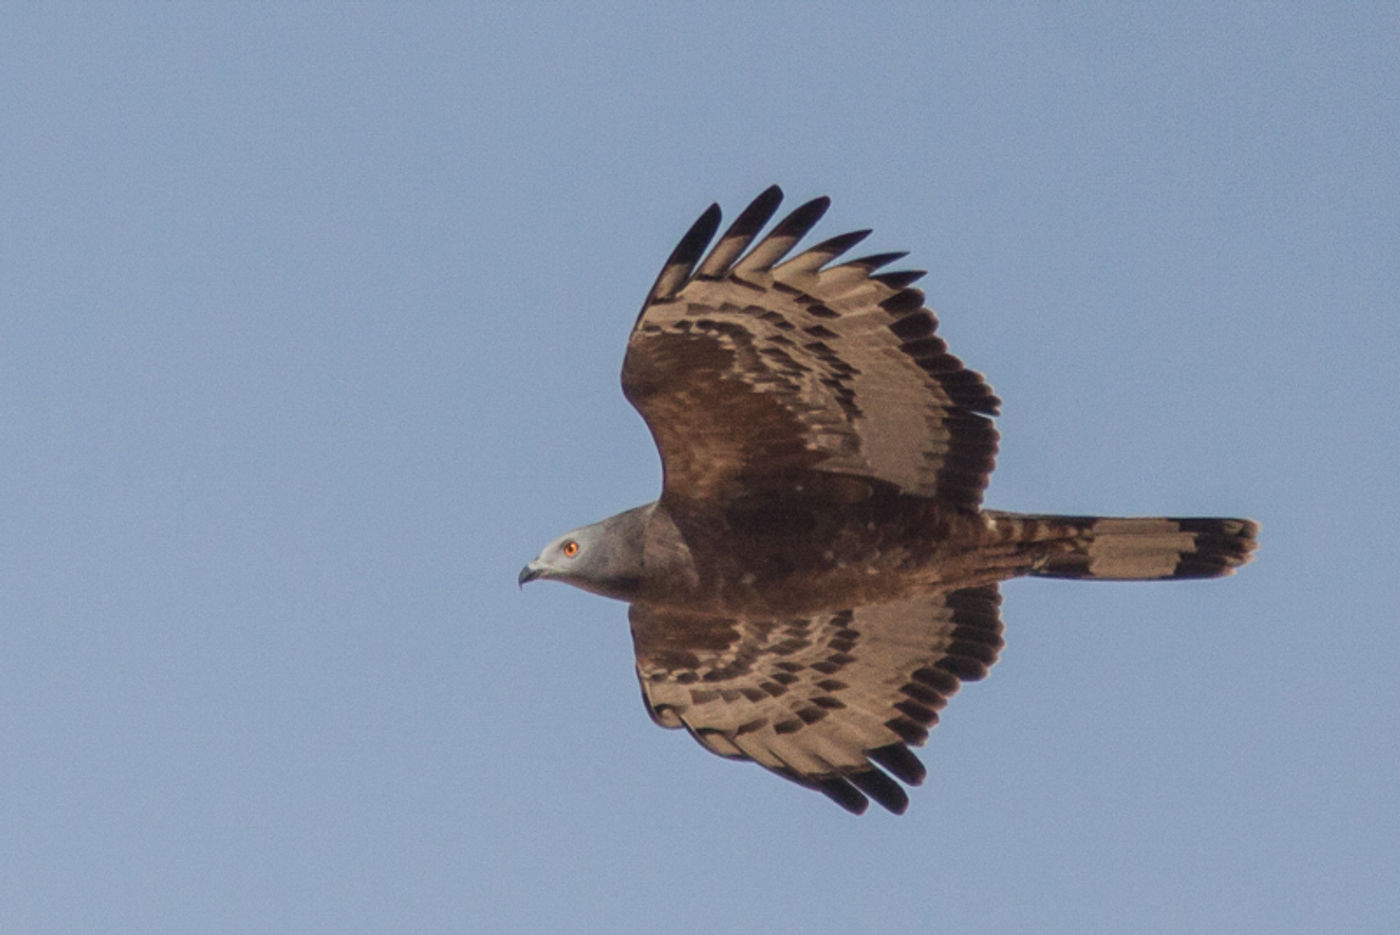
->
[3,4,1397,933]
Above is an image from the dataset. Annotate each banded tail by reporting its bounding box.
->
[987,512,1260,581]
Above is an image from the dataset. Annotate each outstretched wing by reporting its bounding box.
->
[629,587,1005,815]
[621,186,1000,511]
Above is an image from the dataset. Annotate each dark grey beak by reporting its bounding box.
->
[518,563,543,588]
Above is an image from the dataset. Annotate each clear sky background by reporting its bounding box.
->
[4,5,1396,933]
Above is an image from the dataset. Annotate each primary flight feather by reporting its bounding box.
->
[520,186,1258,815]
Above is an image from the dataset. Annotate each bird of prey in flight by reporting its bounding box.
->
[520,186,1258,815]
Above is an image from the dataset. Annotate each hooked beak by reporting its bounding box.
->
[518,561,545,588]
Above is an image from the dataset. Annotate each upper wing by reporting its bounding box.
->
[629,587,1004,815]
[621,186,1000,511]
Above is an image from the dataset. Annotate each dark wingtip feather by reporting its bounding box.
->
[674,203,722,268]
[885,717,929,746]
[868,743,927,786]
[774,195,832,241]
[740,185,784,227]
[644,202,722,304]
[879,288,926,315]
[872,269,927,289]
[847,767,909,815]
[812,229,873,256]
[722,186,785,245]
[849,251,909,272]
[815,776,870,815]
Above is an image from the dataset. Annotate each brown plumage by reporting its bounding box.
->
[520,187,1258,815]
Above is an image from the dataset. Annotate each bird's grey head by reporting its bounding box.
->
[518,504,653,601]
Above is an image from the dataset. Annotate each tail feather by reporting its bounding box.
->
[986,512,1260,581]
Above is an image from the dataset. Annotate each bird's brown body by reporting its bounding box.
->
[640,490,1002,615]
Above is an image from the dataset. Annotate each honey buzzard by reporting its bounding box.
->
[520,187,1257,815]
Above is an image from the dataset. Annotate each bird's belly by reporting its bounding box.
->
[674,545,995,617]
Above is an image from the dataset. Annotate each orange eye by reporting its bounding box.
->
[562,540,579,558]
